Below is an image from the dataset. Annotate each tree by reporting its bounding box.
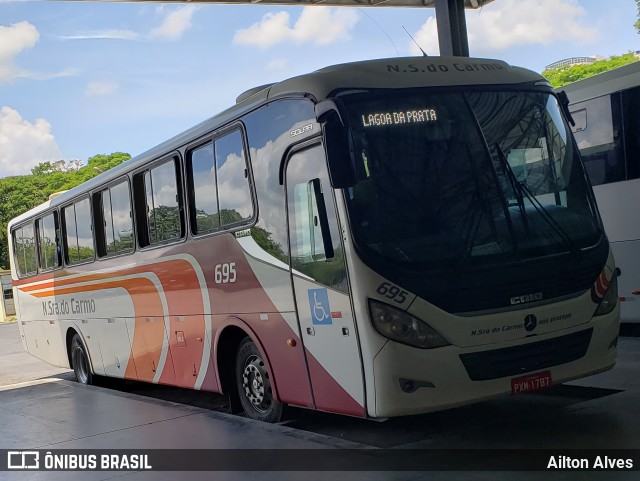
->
[542,53,639,88]
[636,0,640,33]
[30,159,84,176]
[0,152,131,269]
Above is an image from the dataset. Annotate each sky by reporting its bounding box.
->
[0,0,638,178]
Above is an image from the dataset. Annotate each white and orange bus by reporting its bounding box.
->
[8,56,620,422]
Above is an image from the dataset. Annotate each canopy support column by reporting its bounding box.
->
[435,0,470,57]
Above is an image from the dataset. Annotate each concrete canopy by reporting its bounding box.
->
[90,0,493,7]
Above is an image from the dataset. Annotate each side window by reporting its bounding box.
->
[189,143,219,233]
[242,100,318,265]
[136,158,183,246]
[292,179,333,263]
[570,94,625,186]
[13,223,37,277]
[64,197,95,265]
[187,129,253,235]
[622,86,640,180]
[94,180,134,256]
[37,212,61,270]
[216,130,253,226]
[286,145,347,292]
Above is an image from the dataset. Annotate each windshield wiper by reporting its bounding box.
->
[495,143,581,257]
[495,142,528,231]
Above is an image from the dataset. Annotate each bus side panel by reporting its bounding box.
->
[40,319,66,367]
[192,234,315,409]
[20,320,48,363]
[13,286,56,366]
[610,241,640,321]
[594,179,640,322]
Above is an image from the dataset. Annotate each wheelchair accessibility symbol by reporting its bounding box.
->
[308,288,332,325]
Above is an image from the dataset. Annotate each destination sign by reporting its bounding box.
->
[361,109,437,127]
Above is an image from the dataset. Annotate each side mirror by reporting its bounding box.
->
[556,90,575,128]
[315,100,356,189]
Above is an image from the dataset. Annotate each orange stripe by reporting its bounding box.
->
[20,259,207,388]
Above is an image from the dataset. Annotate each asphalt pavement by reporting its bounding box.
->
[1,321,639,481]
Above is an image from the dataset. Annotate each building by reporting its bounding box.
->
[1,270,15,321]
[545,56,601,71]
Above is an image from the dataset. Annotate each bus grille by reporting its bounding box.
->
[459,328,593,381]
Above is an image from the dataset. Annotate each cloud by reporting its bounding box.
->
[266,57,287,71]
[58,6,198,43]
[150,5,199,40]
[0,21,39,81]
[0,106,62,177]
[85,81,119,97]
[412,0,598,55]
[14,67,79,81]
[57,30,140,41]
[234,7,359,49]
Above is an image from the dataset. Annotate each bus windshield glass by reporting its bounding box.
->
[342,89,603,270]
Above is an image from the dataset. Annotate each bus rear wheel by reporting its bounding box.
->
[235,337,283,423]
[70,334,93,385]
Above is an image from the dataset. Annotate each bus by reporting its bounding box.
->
[559,61,640,323]
[8,56,620,422]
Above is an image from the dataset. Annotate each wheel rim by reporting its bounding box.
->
[72,344,89,384]
[241,354,272,413]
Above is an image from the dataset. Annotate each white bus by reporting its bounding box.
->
[559,61,640,322]
[8,56,619,423]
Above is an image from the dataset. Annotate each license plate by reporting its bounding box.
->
[511,371,552,394]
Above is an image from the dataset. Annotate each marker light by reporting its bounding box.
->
[369,299,449,349]
[594,274,618,317]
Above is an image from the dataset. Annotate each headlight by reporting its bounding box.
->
[369,299,449,349]
[594,272,618,316]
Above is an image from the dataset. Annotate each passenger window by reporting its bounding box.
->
[242,100,317,265]
[109,181,134,253]
[63,198,95,265]
[13,223,37,277]
[37,213,61,270]
[189,143,220,233]
[187,129,254,235]
[216,131,253,226]
[95,180,134,256]
[622,86,640,180]
[571,94,625,186]
[137,158,183,246]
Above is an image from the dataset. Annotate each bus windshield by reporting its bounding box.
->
[342,88,603,271]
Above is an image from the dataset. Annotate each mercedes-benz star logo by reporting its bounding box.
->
[524,314,537,332]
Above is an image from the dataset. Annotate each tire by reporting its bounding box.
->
[235,337,283,423]
[70,334,93,385]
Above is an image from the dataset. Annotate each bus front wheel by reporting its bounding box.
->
[235,337,283,423]
[70,334,93,385]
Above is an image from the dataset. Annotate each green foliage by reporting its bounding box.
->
[542,53,639,88]
[291,246,347,290]
[251,225,287,263]
[148,205,181,243]
[0,152,131,269]
[636,0,640,32]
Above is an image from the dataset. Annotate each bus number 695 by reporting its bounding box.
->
[377,282,408,304]
[215,262,237,284]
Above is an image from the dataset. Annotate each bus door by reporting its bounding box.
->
[285,143,366,417]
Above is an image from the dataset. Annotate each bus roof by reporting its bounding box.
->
[559,60,640,103]
[269,56,542,100]
[8,56,545,230]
